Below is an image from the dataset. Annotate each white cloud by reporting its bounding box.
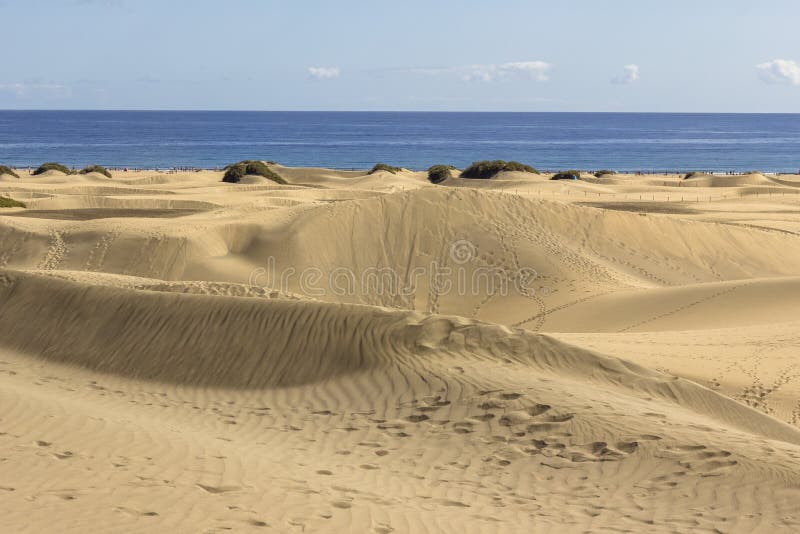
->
[463,61,551,82]
[308,67,340,80]
[756,59,800,86]
[0,82,66,96]
[399,61,551,82]
[612,64,640,85]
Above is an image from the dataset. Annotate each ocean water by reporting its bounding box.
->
[1,111,799,173]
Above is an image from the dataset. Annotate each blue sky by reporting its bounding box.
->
[1,0,799,111]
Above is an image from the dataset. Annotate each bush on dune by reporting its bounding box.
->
[551,170,581,180]
[223,159,276,169]
[33,162,75,175]
[0,165,19,178]
[222,160,286,184]
[222,164,246,183]
[0,196,25,208]
[503,161,539,174]
[369,163,402,175]
[460,160,539,179]
[79,165,112,178]
[427,164,455,184]
[594,169,615,178]
[683,171,702,179]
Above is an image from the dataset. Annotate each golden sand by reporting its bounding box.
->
[1,166,799,532]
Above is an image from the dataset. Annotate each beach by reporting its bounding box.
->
[1,164,800,532]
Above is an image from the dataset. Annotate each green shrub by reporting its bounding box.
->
[223,159,276,169]
[369,163,402,175]
[460,160,538,179]
[79,165,112,178]
[504,161,539,174]
[427,164,455,184]
[0,196,25,208]
[551,171,580,180]
[683,171,702,179]
[222,165,245,183]
[594,169,615,178]
[33,162,75,175]
[222,160,286,184]
[0,165,19,178]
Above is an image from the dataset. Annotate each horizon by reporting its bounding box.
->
[3,110,800,115]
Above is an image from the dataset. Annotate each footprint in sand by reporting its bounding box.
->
[541,414,574,423]
[115,507,159,517]
[617,441,640,454]
[453,421,474,434]
[527,404,551,416]
[405,414,430,423]
[196,484,241,494]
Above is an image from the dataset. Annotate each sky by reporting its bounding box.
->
[1,0,800,111]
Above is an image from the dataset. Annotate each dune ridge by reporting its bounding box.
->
[2,269,799,445]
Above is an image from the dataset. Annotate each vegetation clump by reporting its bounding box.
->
[0,196,25,208]
[460,160,538,179]
[369,163,402,175]
[683,171,702,179]
[222,160,286,184]
[223,159,277,168]
[551,170,581,180]
[427,164,455,184]
[80,165,112,178]
[0,165,19,178]
[594,169,615,178]
[33,162,75,175]
[222,164,246,183]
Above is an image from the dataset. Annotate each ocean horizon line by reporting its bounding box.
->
[3,109,800,115]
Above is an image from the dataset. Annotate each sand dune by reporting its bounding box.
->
[682,172,783,188]
[2,168,800,532]
[532,276,800,332]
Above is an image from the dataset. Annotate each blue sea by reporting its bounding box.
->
[1,111,799,173]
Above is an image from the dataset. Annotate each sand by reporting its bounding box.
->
[1,166,800,532]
